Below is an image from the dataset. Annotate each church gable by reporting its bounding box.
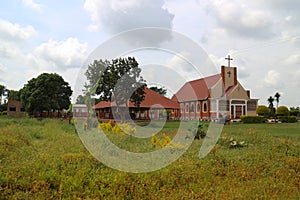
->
[226,82,250,100]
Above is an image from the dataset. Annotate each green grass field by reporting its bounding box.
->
[0,116,299,199]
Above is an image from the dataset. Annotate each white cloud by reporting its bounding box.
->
[22,0,43,12]
[285,54,300,65]
[264,70,282,88]
[0,18,36,41]
[32,38,88,70]
[205,0,275,39]
[84,0,174,33]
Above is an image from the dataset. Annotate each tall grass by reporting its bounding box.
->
[0,116,299,199]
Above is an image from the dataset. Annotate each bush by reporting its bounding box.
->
[1,111,7,115]
[276,106,289,116]
[256,105,269,116]
[240,116,266,124]
[278,116,297,123]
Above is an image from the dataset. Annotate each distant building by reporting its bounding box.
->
[93,87,180,120]
[72,104,88,118]
[172,65,258,120]
[7,100,25,118]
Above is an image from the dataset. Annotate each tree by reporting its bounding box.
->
[256,105,269,117]
[7,90,21,101]
[0,84,6,104]
[150,86,167,96]
[290,107,300,117]
[75,95,86,104]
[267,96,275,117]
[90,57,146,120]
[276,106,289,116]
[20,73,72,117]
[85,59,108,89]
[274,92,280,109]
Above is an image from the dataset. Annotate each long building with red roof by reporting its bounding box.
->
[93,87,180,120]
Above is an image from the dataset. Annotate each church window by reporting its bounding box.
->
[190,103,194,113]
[186,104,189,113]
[203,102,207,112]
[196,103,200,112]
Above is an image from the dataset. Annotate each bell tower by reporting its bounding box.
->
[221,55,237,91]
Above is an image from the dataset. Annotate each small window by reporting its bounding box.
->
[9,107,16,112]
[197,103,200,112]
[20,107,25,112]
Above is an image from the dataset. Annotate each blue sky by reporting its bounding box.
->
[1,0,300,107]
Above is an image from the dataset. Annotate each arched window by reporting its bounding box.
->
[186,104,189,113]
[190,104,194,113]
[203,102,207,112]
[197,103,200,112]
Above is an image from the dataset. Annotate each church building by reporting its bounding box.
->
[172,65,258,121]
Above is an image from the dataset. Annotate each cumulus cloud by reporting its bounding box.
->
[84,0,174,45]
[0,18,36,41]
[264,70,282,88]
[84,0,174,32]
[31,38,88,70]
[22,0,43,11]
[205,0,275,40]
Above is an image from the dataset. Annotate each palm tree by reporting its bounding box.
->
[274,92,280,109]
[267,96,275,117]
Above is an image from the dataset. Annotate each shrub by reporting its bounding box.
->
[278,116,297,123]
[240,116,266,124]
[276,106,289,116]
[1,111,7,115]
[256,105,269,116]
[194,124,206,139]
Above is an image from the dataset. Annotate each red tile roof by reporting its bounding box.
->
[93,87,180,109]
[171,74,221,102]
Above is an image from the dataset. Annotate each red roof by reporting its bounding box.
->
[93,87,180,109]
[171,74,221,102]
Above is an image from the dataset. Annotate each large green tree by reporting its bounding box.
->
[87,57,146,120]
[20,73,72,117]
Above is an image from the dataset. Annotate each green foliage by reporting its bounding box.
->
[149,86,167,96]
[90,57,146,107]
[289,107,300,117]
[0,103,7,112]
[278,116,297,123]
[240,116,266,123]
[7,90,21,101]
[256,105,269,116]
[276,106,289,116]
[194,123,207,139]
[0,110,7,115]
[20,73,72,115]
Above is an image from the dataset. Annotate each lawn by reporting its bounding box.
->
[0,116,299,199]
